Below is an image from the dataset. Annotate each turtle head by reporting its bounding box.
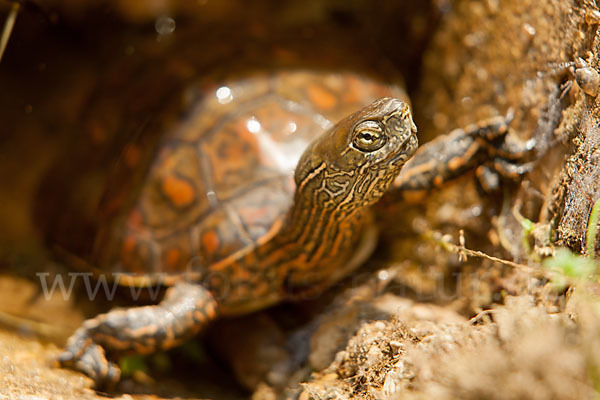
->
[294,97,418,212]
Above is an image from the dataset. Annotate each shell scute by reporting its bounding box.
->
[176,77,272,143]
[195,207,252,265]
[137,144,209,232]
[201,118,264,200]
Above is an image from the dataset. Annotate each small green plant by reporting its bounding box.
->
[518,215,536,255]
[543,248,598,289]
[587,197,600,258]
[119,352,173,378]
[119,355,149,378]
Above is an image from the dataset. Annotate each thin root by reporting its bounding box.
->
[0,1,20,63]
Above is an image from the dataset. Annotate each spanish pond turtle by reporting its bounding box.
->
[43,70,418,385]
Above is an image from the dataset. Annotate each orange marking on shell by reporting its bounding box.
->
[202,230,220,256]
[307,84,337,110]
[433,175,444,187]
[165,248,181,271]
[161,175,196,208]
[123,143,142,168]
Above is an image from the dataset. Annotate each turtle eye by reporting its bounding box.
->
[352,120,386,152]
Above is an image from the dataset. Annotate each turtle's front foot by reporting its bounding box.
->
[392,111,536,194]
[58,327,121,389]
[57,282,218,388]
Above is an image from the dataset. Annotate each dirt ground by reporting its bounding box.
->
[1,0,600,399]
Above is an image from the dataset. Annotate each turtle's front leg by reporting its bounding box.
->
[392,112,535,194]
[58,282,218,388]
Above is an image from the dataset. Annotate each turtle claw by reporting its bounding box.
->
[59,329,121,389]
[59,327,91,361]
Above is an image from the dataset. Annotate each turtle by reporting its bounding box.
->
[43,70,416,385]
[39,69,533,387]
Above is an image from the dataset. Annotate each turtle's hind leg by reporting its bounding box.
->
[58,282,218,388]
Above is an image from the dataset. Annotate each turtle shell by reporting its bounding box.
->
[37,70,407,283]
